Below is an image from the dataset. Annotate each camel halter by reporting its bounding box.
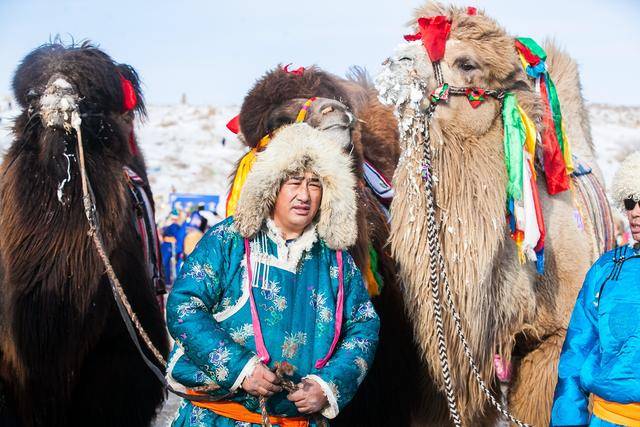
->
[398,14,532,427]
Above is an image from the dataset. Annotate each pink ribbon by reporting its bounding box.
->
[243,238,345,370]
[244,238,270,363]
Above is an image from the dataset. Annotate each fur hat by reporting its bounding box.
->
[234,123,357,249]
[239,66,351,148]
[611,151,640,211]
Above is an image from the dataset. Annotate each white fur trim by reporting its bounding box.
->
[303,374,339,419]
[262,219,317,271]
[234,123,357,250]
[230,355,260,392]
[611,151,640,211]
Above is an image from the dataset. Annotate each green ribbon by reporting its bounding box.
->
[544,74,565,153]
[502,93,526,201]
[516,37,547,61]
[368,244,383,293]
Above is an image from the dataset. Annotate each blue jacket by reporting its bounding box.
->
[551,244,640,426]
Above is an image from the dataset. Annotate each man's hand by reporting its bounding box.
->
[287,378,328,414]
[241,364,282,397]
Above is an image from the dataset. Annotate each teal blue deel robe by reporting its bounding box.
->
[166,217,380,426]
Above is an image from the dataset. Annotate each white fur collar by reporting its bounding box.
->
[249,219,318,273]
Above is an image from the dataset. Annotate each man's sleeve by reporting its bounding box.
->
[166,233,257,393]
[306,255,380,419]
[550,264,600,427]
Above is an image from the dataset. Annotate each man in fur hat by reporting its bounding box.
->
[551,152,640,427]
[166,123,379,426]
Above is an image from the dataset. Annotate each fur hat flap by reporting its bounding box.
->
[234,123,357,250]
[611,151,640,211]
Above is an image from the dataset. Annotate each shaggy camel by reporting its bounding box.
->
[0,43,168,427]
[376,2,613,426]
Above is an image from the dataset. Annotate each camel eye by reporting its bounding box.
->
[458,61,477,72]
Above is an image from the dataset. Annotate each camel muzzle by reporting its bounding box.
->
[40,74,80,133]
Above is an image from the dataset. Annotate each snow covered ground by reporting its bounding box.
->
[0,96,638,425]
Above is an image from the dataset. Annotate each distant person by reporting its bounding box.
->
[551,152,640,426]
[183,211,208,256]
[161,209,186,286]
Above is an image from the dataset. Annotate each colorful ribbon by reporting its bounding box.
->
[503,93,545,271]
[515,37,573,195]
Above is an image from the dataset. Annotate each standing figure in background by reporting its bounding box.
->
[161,209,186,286]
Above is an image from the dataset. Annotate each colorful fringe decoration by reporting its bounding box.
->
[515,37,573,195]
[503,93,546,272]
[226,98,317,216]
[226,134,271,216]
[364,244,383,296]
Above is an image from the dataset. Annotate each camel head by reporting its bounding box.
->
[238,66,356,152]
[379,3,540,136]
[11,42,145,202]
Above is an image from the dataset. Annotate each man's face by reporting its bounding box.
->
[626,198,640,242]
[272,171,322,235]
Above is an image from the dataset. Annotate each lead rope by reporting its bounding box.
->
[71,110,168,368]
[419,103,462,427]
[419,62,532,427]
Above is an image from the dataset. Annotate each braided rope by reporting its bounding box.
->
[419,114,462,427]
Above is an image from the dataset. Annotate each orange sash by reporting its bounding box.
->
[187,391,309,427]
[593,395,640,427]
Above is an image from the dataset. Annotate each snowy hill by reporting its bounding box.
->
[1,96,639,219]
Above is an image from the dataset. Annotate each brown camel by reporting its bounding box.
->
[376,2,613,426]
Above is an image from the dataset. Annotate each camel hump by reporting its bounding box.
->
[543,40,600,176]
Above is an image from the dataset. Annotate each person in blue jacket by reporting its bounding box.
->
[551,152,640,426]
[166,123,379,426]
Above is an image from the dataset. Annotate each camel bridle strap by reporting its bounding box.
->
[420,60,531,427]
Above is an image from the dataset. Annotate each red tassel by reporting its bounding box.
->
[119,74,137,112]
[467,6,477,15]
[465,87,486,108]
[283,64,305,76]
[403,32,422,41]
[539,76,569,194]
[226,115,240,134]
[417,16,452,62]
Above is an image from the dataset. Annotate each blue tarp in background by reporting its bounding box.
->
[169,193,220,214]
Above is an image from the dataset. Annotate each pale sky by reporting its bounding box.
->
[1,0,638,106]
